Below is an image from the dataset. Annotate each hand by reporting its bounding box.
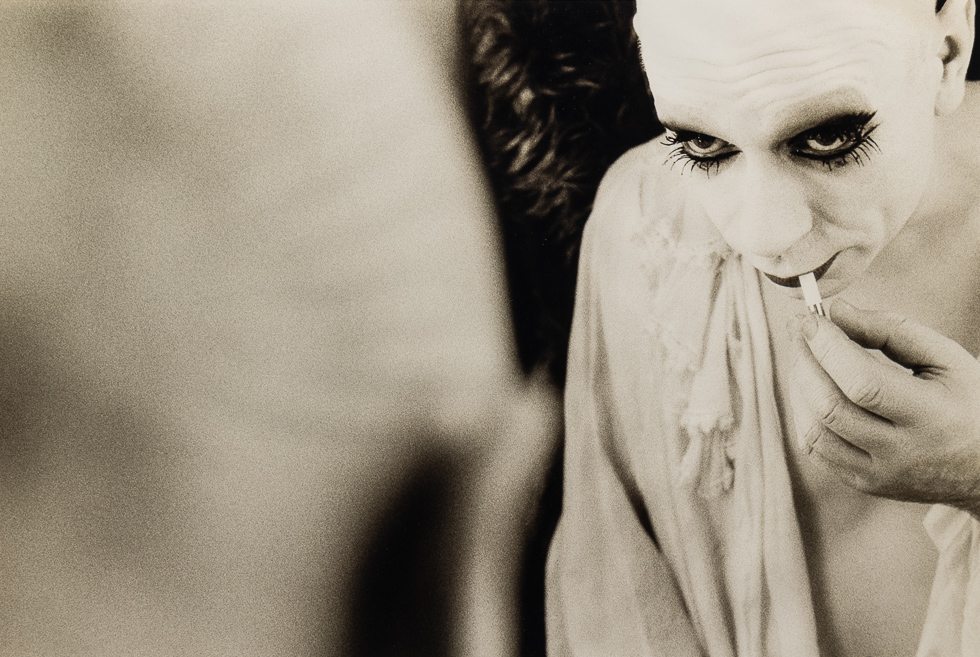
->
[790,299,980,516]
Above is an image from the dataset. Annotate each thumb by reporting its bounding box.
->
[829,299,966,373]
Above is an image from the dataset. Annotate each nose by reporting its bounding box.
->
[718,159,814,260]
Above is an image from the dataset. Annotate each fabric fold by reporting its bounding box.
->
[546,141,979,657]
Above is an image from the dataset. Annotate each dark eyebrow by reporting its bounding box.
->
[660,110,877,143]
[790,111,878,139]
[661,122,713,137]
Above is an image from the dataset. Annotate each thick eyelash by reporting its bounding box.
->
[796,127,881,172]
[660,133,735,177]
[663,145,724,176]
[660,117,881,177]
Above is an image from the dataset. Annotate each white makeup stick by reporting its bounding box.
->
[799,272,825,316]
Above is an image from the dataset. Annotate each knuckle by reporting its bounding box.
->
[802,420,825,448]
[811,341,837,365]
[810,338,839,368]
[877,314,909,349]
[874,471,900,497]
[855,478,878,495]
[845,470,876,494]
[846,375,885,410]
[889,316,912,341]
[820,398,846,430]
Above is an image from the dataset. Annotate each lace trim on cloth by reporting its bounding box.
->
[677,272,737,498]
[631,199,729,375]
[632,202,739,499]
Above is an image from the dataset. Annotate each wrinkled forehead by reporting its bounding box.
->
[634,0,934,124]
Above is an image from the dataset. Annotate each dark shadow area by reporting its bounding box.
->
[461,0,662,388]
[347,447,467,657]
[970,28,980,81]
[517,436,564,657]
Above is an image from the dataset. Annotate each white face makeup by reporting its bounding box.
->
[634,0,947,297]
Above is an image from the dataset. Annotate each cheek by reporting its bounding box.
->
[862,91,938,236]
[877,161,930,239]
[809,109,935,247]
[809,162,927,256]
[848,133,933,242]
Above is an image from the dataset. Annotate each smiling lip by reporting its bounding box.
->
[764,253,839,288]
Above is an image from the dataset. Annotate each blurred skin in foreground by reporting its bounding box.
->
[0,3,555,655]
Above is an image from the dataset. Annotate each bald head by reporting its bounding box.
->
[633,0,974,122]
[636,0,939,27]
[635,0,937,84]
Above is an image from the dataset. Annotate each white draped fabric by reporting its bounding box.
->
[546,142,980,656]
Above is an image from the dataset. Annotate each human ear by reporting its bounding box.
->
[934,0,976,115]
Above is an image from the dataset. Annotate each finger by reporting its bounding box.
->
[791,327,893,453]
[809,429,872,472]
[808,435,876,494]
[801,314,925,423]
[829,299,967,374]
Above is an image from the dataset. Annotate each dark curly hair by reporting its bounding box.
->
[461,0,661,388]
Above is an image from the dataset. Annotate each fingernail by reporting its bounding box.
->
[801,315,818,340]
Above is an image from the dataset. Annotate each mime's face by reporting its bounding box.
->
[634,0,946,296]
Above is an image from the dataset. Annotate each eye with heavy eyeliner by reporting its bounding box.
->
[661,110,881,175]
[662,131,738,176]
[789,111,880,170]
